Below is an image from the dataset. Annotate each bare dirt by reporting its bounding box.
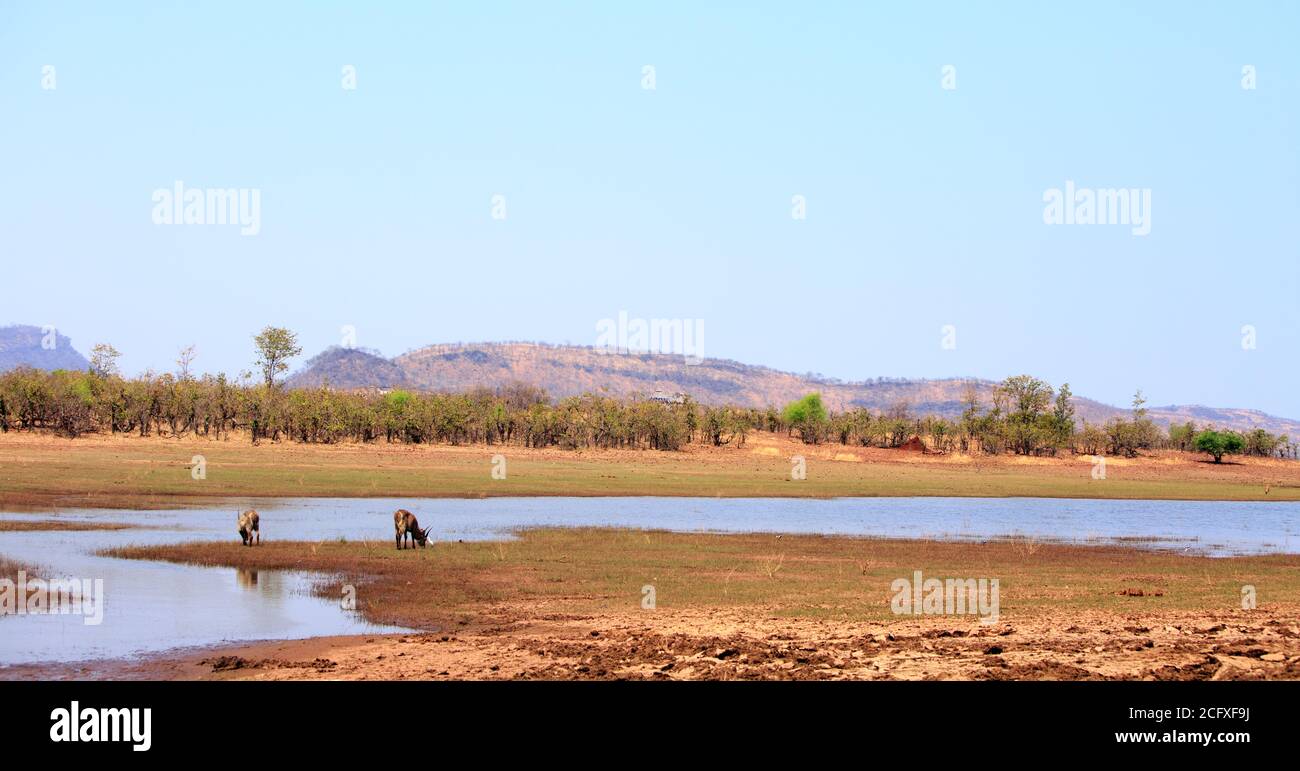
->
[11,603,1296,681]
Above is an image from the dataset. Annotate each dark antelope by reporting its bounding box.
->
[237,509,260,546]
[394,509,431,550]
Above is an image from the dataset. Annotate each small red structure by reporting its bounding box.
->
[899,436,928,453]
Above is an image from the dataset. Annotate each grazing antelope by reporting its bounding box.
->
[394,509,431,550]
[237,509,260,546]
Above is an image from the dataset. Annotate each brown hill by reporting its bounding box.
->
[288,342,1300,436]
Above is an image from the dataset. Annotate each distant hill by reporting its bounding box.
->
[1139,404,1300,438]
[0,325,91,373]
[289,341,1300,437]
[292,347,410,389]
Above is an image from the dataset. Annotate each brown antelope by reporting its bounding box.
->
[237,509,260,546]
[394,509,431,550]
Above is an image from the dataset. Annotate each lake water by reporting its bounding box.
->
[1,495,1297,667]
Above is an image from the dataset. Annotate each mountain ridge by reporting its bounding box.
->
[288,341,1300,437]
[4,326,1290,438]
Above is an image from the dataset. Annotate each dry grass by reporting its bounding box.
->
[0,556,37,579]
[0,520,136,532]
[3,431,1299,509]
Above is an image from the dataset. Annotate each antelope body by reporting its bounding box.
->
[237,509,260,546]
[394,509,431,550]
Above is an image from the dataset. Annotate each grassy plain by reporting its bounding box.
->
[2,431,1297,509]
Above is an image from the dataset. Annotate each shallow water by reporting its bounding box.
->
[1,495,1297,666]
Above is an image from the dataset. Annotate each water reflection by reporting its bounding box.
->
[236,568,259,590]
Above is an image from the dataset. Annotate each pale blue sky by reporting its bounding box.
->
[1,2,1296,415]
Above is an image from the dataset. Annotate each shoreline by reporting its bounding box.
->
[9,488,1300,517]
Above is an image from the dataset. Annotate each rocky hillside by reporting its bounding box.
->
[288,342,1300,436]
[0,325,91,373]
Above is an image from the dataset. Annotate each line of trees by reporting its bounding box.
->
[772,376,1294,462]
[0,333,1293,461]
[0,365,761,450]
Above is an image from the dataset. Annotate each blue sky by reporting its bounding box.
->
[1,2,1296,416]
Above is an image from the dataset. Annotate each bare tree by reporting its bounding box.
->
[176,344,197,379]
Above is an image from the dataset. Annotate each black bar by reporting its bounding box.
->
[0,680,1286,758]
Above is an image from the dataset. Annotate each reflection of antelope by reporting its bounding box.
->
[237,510,260,546]
[236,568,259,589]
[394,509,431,550]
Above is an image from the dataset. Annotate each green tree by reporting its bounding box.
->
[1242,428,1282,458]
[253,327,302,388]
[1051,382,1076,452]
[1167,421,1197,452]
[997,375,1054,455]
[1194,430,1244,463]
[782,392,828,444]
